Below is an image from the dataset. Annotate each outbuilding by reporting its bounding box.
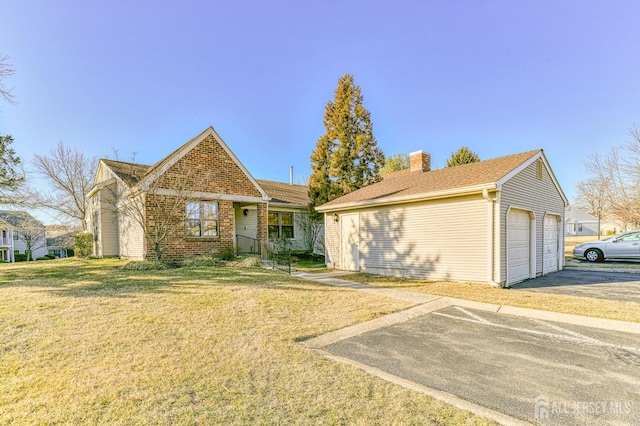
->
[317,149,567,287]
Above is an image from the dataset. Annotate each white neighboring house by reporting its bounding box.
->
[0,211,48,261]
[0,218,15,262]
[564,206,599,236]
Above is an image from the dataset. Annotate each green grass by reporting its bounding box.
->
[342,273,640,323]
[0,258,496,425]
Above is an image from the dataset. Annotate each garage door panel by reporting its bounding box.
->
[508,209,530,285]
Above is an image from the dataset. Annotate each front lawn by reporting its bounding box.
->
[0,259,495,425]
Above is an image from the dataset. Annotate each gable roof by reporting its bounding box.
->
[93,127,270,201]
[257,180,309,207]
[0,211,44,228]
[100,159,151,186]
[317,149,566,211]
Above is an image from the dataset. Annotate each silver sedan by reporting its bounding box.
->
[573,231,640,262]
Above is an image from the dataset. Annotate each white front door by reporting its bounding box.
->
[543,215,559,274]
[508,209,531,285]
[340,213,360,272]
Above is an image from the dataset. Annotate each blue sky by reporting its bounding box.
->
[1,0,640,220]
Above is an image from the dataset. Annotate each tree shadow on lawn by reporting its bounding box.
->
[3,263,340,298]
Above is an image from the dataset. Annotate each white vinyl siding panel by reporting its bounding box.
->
[99,183,119,256]
[358,194,488,282]
[499,160,565,282]
[118,194,145,260]
[324,213,341,269]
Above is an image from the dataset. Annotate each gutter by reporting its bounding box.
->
[483,188,501,287]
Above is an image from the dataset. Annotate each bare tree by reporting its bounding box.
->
[0,53,17,105]
[31,142,97,228]
[0,212,46,261]
[574,177,609,237]
[115,168,218,261]
[576,129,640,232]
[294,204,324,254]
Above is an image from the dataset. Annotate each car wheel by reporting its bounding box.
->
[585,249,604,263]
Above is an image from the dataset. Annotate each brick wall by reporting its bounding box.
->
[143,134,267,261]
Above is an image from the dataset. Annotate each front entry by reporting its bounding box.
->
[340,213,360,272]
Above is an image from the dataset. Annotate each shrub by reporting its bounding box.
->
[75,233,94,258]
[36,257,49,261]
[180,256,222,268]
[119,261,167,271]
[14,254,27,262]
[218,247,236,261]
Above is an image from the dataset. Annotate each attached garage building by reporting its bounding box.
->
[317,149,567,287]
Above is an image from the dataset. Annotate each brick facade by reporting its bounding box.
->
[145,134,267,261]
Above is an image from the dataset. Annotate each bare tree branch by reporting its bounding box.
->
[30,142,97,227]
[0,53,17,105]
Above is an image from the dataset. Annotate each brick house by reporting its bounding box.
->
[85,126,311,261]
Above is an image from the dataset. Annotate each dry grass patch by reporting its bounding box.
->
[342,273,640,323]
[0,258,496,425]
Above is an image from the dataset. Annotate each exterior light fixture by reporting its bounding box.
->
[333,213,339,222]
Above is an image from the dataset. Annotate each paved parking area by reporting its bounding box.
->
[510,269,640,303]
[318,305,640,425]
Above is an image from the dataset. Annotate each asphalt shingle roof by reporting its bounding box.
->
[257,180,309,206]
[319,149,541,209]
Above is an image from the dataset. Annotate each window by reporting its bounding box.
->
[13,232,18,240]
[186,201,219,237]
[268,212,294,239]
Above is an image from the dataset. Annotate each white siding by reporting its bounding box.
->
[324,213,341,269]
[118,194,145,260]
[499,160,565,283]
[348,194,489,282]
[99,182,119,256]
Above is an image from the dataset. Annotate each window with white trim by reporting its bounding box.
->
[186,201,219,237]
[268,212,294,239]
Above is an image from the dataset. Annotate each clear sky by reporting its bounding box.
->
[1,0,640,220]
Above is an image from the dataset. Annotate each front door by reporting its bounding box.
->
[340,213,360,271]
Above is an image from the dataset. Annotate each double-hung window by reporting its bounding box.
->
[186,201,219,237]
[268,212,294,239]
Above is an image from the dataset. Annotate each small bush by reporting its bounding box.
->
[236,256,262,268]
[181,256,222,268]
[14,254,27,262]
[75,233,94,258]
[218,247,236,261]
[35,257,50,261]
[119,261,167,271]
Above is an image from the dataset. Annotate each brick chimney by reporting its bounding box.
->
[409,150,431,173]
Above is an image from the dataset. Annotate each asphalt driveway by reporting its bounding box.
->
[510,269,640,303]
[323,305,640,425]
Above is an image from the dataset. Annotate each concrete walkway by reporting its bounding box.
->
[292,271,640,336]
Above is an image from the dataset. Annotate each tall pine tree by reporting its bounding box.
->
[309,74,384,213]
[445,146,480,168]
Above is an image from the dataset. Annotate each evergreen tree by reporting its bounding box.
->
[309,74,384,212]
[0,134,23,201]
[381,153,409,174]
[445,146,480,168]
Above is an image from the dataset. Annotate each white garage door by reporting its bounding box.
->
[508,209,531,285]
[543,215,559,274]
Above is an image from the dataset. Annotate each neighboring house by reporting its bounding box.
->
[317,149,567,287]
[46,225,80,258]
[85,126,311,260]
[564,206,599,236]
[0,211,48,260]
[0,218,15,262]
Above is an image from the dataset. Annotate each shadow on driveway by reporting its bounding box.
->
[510,269,640,303]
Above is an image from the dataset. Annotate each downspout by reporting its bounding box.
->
[483,189,500,287]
